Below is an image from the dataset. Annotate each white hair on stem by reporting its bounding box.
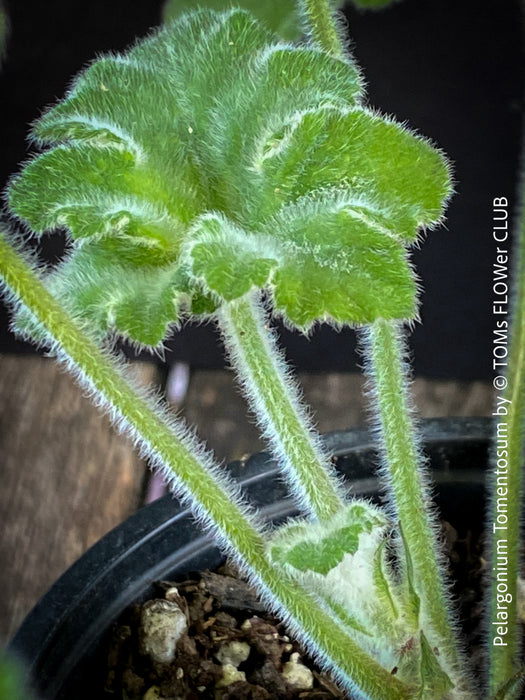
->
[217,291,347,522]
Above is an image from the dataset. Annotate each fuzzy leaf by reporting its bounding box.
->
[269,502,387,575]
[268,502,422,679]
[259,107,451,241]
[9,145,184,260]
[8,8,451,344]
[267,197,417,327]
[163,0,302,40]
[16,240,184,346]
[163,0,346,41]
[277,523,366,574]
[189,213,277,301]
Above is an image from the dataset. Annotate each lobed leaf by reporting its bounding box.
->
[8,8,451,345]
[259,107,451,241]
[39,241,183,346]
[9,145,185,259]
[265,196,417,328]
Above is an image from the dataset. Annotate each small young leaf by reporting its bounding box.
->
[268,502,422,680]
[269,501,387,574]
[278,522,367,574]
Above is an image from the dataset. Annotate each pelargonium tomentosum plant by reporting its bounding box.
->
[2,1,524,698]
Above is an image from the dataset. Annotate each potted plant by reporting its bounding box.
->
[0,0,523,698]
[7,418,491,699]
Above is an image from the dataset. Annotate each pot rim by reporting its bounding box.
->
[9,416,492,698]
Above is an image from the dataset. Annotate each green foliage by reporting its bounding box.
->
[163,0,301,39]
[269,501,384,574]
[162,0,344,40]
[8,8,451,346]
[268,502,455,691]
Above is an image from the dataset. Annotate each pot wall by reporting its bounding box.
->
[10,418,491,699]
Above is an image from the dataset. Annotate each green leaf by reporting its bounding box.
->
[260,106,451,240]
[189,213,277,301]
[268,502,421,679]
[280,523,366,574]
[163,0,301,40]
[267,195,417,328]
[209,46,363,214]
[16,240,183,347]
[162,0,346,41]
[8,8,451,344]
[9,145,185,258]
[269,501,387,575]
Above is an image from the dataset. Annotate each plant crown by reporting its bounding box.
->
[8,8,451,347]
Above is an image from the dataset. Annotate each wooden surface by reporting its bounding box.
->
[0,356,160,643]
[0,355,494,645]
[184,370,494,463]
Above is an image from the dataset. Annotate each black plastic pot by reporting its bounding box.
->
[9,417,491,699]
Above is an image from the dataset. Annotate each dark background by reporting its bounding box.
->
[0,0,523,378]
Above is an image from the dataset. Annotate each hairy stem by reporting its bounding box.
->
[487,194,525,696]
[298,0,344,57]
[364,319,466,686]
[0,232,412,700]
[219,293,346,522]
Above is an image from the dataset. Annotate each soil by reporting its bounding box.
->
[102,518,486,700]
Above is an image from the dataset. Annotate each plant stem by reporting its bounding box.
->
[298,0,344,57]
[0,232,412,700]
[219,293,346,522]
[299,0,469,691]
[364,319,465,683]
[487,194,525,696]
